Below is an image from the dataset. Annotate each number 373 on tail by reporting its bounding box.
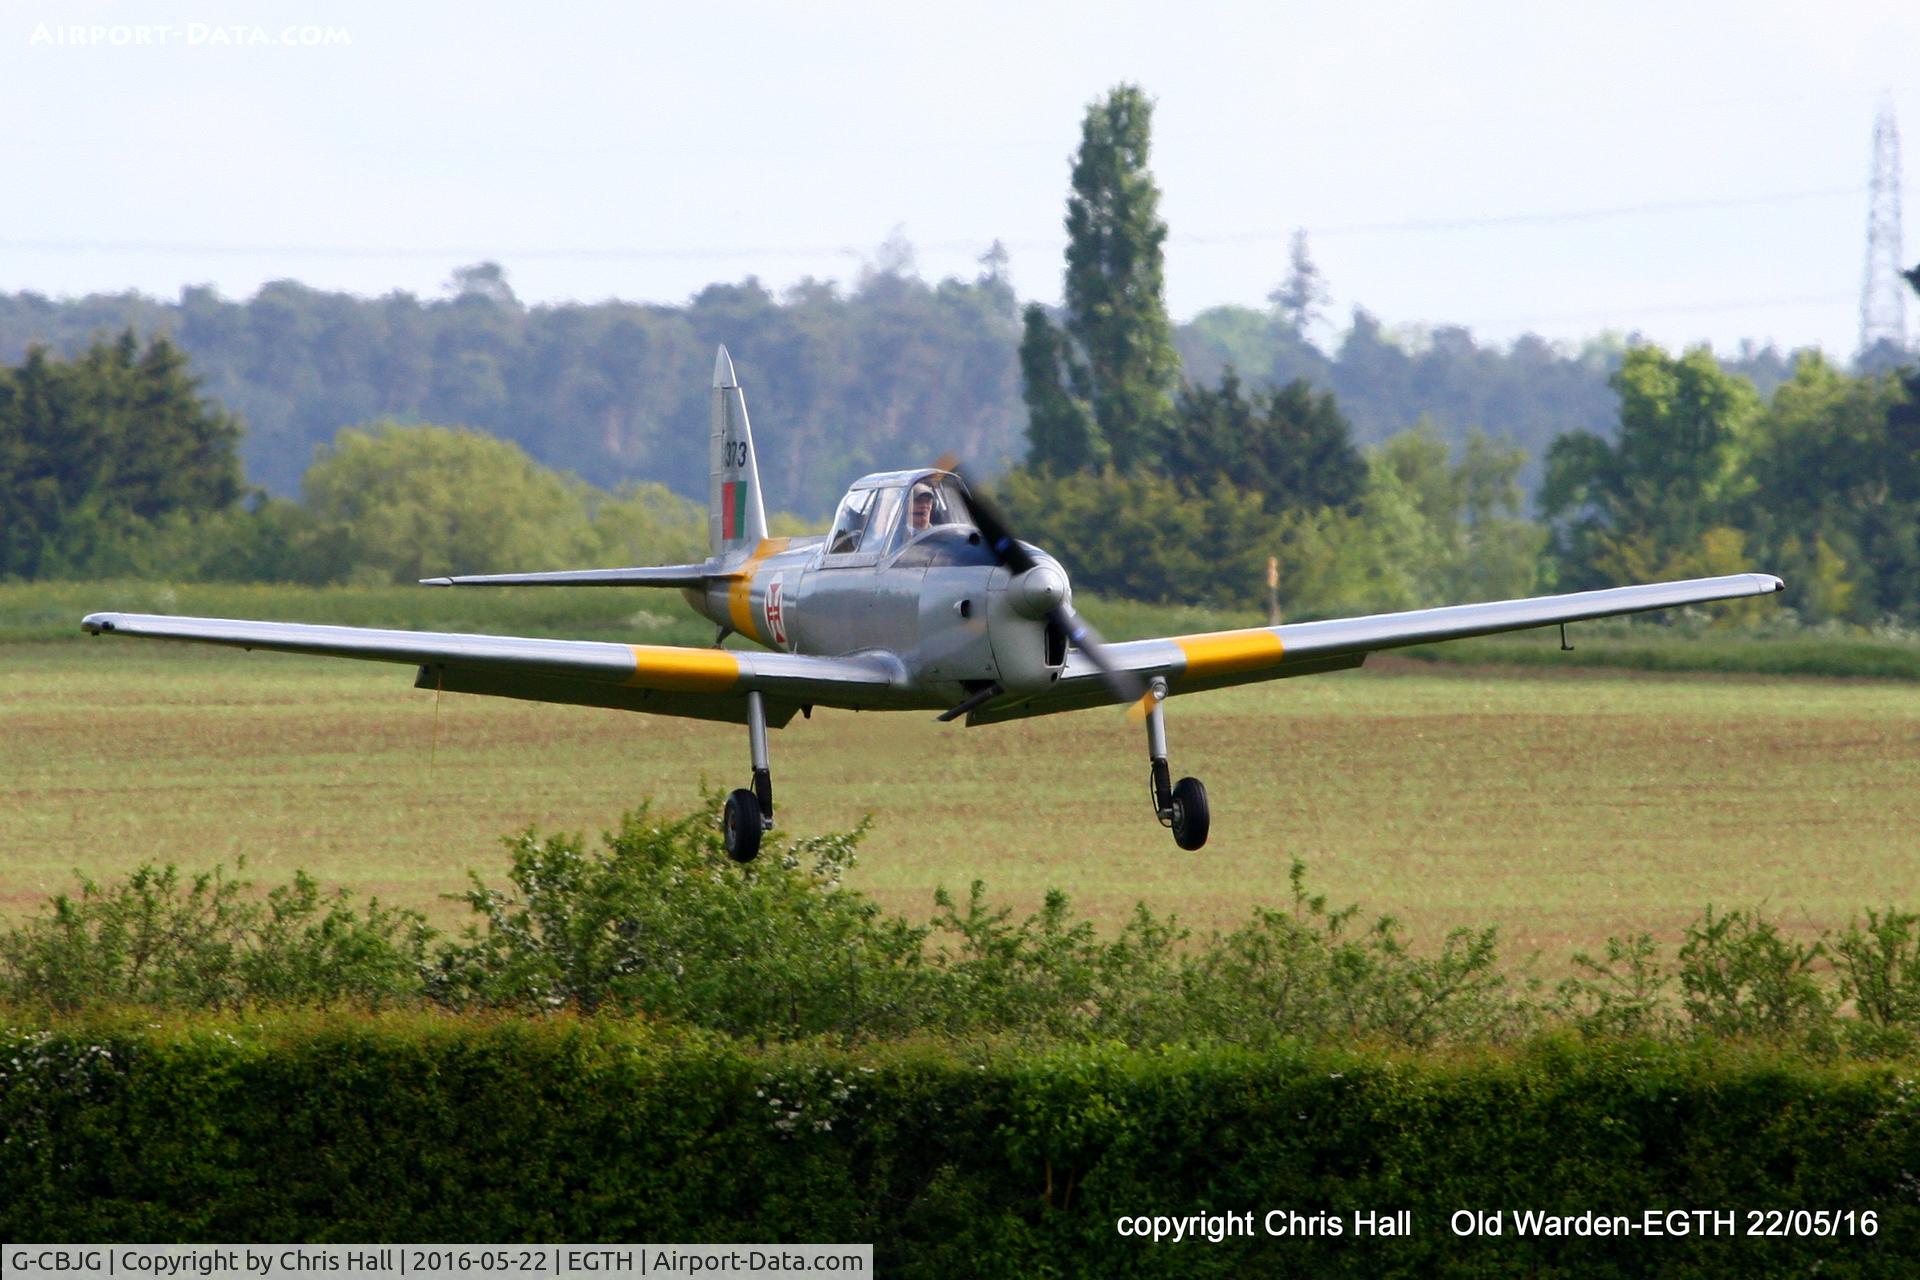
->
[85,347,1783,859]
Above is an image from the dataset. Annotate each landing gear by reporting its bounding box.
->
[1144,679,1210,850]
[1169,776,1210,851]
[723,788,763,862]
[724,690,776,862]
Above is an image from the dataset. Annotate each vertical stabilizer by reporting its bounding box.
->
[709,345,770,556]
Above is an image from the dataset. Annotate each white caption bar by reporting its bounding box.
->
[4,1246,872,1280]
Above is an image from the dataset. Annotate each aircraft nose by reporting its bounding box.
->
[1008,564,1068,619]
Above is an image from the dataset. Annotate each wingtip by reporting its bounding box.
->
[713,345,737,389]
[420,577,453,587]
[82,611,113,634]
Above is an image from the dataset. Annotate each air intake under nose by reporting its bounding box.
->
[1044,617,1067,668]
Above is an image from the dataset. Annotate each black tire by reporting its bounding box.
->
[1170,776,1210,850]
[723,788,764,862]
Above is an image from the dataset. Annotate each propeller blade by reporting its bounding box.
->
[1049,603,1145,705]
[951,469,1038,574]
[950,462,1141,706]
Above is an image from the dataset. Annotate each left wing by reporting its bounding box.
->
[967,572,1784,724]
[81,613,900,726]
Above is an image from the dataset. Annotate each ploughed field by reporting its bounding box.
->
[5,639,1917,974]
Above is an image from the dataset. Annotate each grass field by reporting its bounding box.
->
[6,624,1918,978]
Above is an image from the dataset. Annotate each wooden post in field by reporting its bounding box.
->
[1266,555,1282,626]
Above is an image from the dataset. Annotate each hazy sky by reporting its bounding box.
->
[4,0,1916,358]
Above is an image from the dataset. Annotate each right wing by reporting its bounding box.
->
[81,613,900,726]
[968,572,1785,724]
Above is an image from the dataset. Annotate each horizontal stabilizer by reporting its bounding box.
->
[420,564,712,588]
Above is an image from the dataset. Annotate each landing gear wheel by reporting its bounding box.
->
[1170,777,1210,851]
[723,788,764,862]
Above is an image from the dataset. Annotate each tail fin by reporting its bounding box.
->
[709,345,770,557]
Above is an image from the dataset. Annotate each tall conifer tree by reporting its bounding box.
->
[1020,84,1178,473]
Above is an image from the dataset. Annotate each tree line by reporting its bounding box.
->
[0,267,1824,523]
[0,332,718,584]
[3,84,1917,626]
[7,330,1912,628]
[0,262,1026,521]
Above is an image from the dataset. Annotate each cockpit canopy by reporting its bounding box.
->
[824,469,975,558]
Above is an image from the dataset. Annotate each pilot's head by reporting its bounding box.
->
[909,483,936,530]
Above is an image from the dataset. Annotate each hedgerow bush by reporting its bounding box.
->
[0,861,431,1011]
[426,802,935,1038]
[1171,863,1524,1047]
[4,799,1920,1055]
[1830,908,1920,1026]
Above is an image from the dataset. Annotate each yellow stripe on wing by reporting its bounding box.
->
[626,645,741,693]
[1173,629,1286,680]
[727,537,791,639]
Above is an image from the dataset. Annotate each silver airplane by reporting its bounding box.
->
[84,346,1783,859]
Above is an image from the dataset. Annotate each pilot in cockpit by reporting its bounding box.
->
[908,483,937,533]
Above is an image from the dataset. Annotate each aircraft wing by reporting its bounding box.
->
[967,572,1785,725]
[80,613,900,727]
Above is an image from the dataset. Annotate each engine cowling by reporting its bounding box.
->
[987,556,1072,691]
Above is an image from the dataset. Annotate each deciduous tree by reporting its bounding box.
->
[1543,345,1759,589]
[300,423,599,584]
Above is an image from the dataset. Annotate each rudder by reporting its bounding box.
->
[709,345,769,556]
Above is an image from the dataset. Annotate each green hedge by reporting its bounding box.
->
[4,1016,1915,1277]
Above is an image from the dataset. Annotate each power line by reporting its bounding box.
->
[1452,292,1852,331]
[0,237,864,262]
[0,183,1890,263]
[1309,187,1867,237]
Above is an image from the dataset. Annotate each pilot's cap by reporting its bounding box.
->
[911,483,936,501]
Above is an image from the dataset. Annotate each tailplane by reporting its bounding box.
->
[710,346,770,556]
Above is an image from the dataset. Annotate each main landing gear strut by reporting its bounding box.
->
[724,684,1210,858]
[723,690,776,862]
[1144,678,1209,850]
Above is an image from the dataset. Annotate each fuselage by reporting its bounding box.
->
[684,471,1070,708]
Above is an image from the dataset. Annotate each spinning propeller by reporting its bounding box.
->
[948,464,1147,709]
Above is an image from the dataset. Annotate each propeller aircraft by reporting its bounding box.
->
[84,346,1784,859]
